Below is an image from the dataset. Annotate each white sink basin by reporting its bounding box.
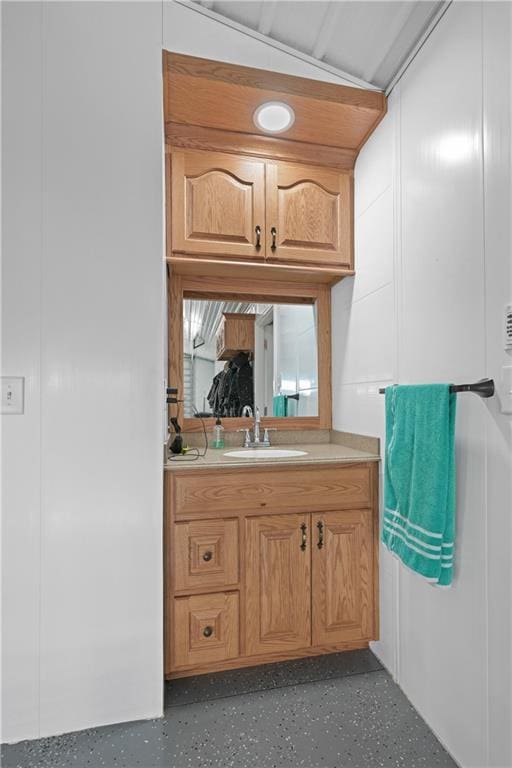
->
[224,448,308,459]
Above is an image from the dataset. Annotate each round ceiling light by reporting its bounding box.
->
[253,101,295,134]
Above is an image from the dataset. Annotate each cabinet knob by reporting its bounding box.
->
[300,522,307,551]
[271,226,277,251]
[255,225,261,250]
[203,626,213,638]
[202,550,213,562]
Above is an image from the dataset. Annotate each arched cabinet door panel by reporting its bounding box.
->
[171,150,265,259]
[266,162,353,267]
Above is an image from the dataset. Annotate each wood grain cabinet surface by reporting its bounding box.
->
[170,149,353,271]
[312,510,374,645]
[266,162,352,268]
[245,514,311,656]
[171,150,265,260]
[164,462,378,678]
[216,312,255,361]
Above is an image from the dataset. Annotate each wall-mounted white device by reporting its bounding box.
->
[1,377,25,414]
[505,304,512,351]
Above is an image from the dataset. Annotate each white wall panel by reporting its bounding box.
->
[335,286,395,386]
[38,2,165,737]
[352,187,394,304]
[1,2,43,742]
[333,3,512,766]
[2,0,371,743]
[481,5,512,765]
[399,2,485,386]
[354,110,394,218]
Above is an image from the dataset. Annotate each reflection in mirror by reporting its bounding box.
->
[183,299,318,419]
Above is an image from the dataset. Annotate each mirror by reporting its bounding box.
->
[182,299,318,419]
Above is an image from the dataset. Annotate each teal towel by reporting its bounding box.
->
[382,384,457,587]
[273,395,287,417]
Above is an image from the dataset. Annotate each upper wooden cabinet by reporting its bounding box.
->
[171,151,265,259]
[170,149,353,270]
[164,52,387,285]
[216,312,255,361]
[266,162,352,268]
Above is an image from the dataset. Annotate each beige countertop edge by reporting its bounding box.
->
[164,443,380,472]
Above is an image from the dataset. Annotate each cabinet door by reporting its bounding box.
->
[245,514,311,656]
[171,150,265,259]
[266,162,352,267]
[312,510,374,645]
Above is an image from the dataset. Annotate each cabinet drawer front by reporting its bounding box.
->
[173,519,239,591]
[173,465,372,518]
[172,592,239,669]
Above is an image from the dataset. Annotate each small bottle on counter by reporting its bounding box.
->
[213,417,225,449]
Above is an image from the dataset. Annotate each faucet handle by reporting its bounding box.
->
[237,428,251,447]
[263,427,277,444]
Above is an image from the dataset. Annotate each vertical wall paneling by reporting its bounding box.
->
[482,4,512,765]
[1,2,43,743]
[2,0,374,743]
[332,3,512,766]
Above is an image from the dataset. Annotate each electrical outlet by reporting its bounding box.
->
[1,377,24,414]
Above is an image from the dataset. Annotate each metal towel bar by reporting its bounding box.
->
[378,378,495,398]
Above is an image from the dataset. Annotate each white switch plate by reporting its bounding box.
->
[1,377,25,414]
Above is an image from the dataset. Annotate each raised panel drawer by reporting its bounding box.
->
[172,592,239,669]
[173,518,239,591]
[172,464,372,519]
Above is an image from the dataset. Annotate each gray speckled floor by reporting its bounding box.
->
[165,649,383,707]
[2,651,457,768]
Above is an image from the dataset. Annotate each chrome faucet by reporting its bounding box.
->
[238,407,276,448]
[253,407,261,444]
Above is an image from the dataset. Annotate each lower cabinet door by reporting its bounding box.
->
[172,592,239,669]
[245,514,311,656]
[312,510,374,645]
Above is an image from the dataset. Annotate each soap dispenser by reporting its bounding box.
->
[213,417,225,449]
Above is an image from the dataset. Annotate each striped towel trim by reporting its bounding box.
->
[384,509,453,561]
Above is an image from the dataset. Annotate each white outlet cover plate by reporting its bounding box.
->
[1,377,25,415]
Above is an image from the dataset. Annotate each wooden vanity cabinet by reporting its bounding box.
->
[165,462,379,679]
[170,149,353,271]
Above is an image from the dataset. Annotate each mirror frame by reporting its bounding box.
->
[168,270,332,432]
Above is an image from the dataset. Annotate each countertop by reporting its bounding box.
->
[164,442,380,471]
